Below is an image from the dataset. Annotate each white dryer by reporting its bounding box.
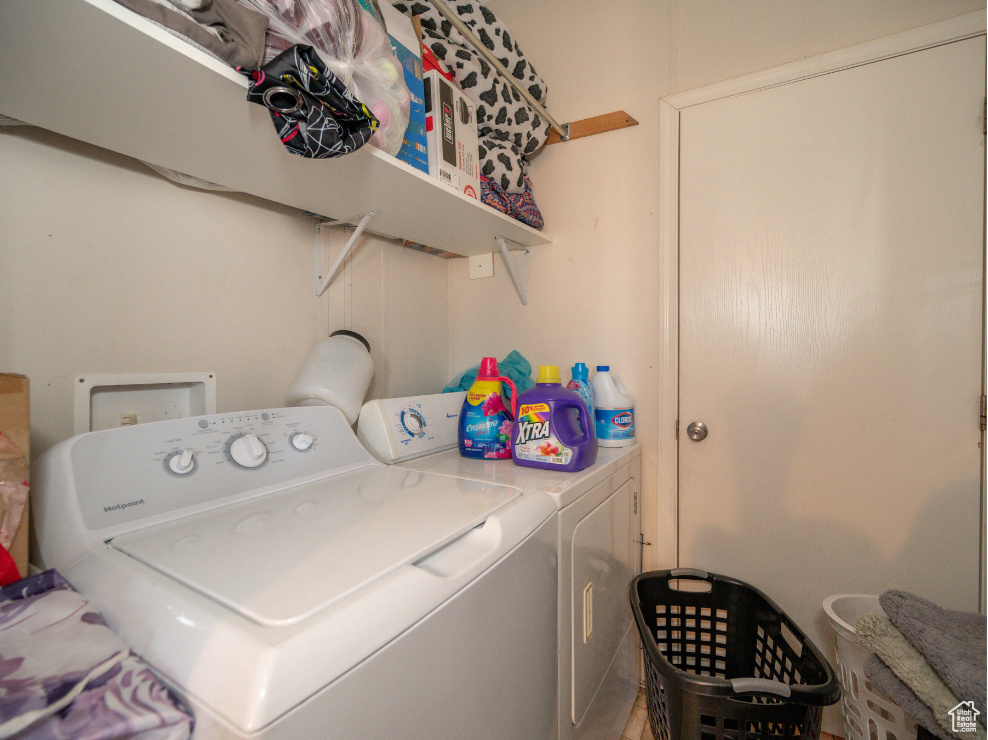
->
[32,406,558,739]
[359,393,643,740]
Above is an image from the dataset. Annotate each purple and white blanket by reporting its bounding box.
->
[0,571,193,740]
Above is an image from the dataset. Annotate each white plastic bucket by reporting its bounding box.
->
[286,330,373,425]
[823,594,918,740]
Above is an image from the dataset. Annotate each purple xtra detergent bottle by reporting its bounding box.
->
[511,365,598,472]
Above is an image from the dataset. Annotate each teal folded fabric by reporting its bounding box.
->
[443,350,534,399]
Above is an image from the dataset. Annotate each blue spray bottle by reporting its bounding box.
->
[566,362,595,419]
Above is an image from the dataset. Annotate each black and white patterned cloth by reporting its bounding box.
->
[240,45,378,159]
[392,1,549,193]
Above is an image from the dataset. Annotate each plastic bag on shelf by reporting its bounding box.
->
[141,161,235,191]
[238,0,410,156]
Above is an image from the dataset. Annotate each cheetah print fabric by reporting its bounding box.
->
[391,1,550,193]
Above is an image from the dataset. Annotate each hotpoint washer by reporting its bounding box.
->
[358,392,643,740]
[32,405,558,739]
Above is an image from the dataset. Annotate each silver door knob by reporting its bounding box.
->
[686,421,708,441]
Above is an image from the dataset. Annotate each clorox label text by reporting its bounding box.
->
[611,412,633,428]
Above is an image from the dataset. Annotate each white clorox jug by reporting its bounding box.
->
[592,366,635,447]
[286,330,373,425]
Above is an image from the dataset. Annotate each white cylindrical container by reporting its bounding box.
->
[286,330,373,425]
[592,366,635,447]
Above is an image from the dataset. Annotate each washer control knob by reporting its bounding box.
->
[230,433,267,468]
[168,449,196,475]
[291,433,314,451]
[403,410,424,435]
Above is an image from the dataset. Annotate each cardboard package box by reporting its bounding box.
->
[423,67,480,200]
[0,373,29,577]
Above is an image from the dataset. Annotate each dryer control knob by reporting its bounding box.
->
[230,433,267,468]
[291,433,314,451]
[168,449,196,475]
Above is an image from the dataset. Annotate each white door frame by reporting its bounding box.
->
[655,11,987,580]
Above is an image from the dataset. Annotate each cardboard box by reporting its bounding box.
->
[380,3,429,174]
[424,69,480,199]
[0,374,29,577]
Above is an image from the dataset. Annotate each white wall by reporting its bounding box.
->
[2,0,980,560]
[0,127,448,457]
[319,222,450,403]
[675,0,985,91]
[452,0,674,570]
[456,0,983,572]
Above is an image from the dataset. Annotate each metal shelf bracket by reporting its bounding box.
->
[495,235,530,305]
[314,211,379,296]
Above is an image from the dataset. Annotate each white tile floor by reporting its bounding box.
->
[620,688,651,740]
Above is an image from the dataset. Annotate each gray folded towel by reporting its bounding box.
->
[856,614,983,740]
[864,654,955,740]
[880,590,987,721]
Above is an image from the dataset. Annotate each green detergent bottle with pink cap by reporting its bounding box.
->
[511,365,597,472]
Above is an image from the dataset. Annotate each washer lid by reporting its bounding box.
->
[110,465,520,626]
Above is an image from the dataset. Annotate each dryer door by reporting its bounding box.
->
[570,478,635,725]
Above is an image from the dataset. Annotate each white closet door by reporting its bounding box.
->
[677,33,985,672]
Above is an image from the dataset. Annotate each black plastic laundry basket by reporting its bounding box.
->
[630,569,840,740]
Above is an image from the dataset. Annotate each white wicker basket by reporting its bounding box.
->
[823,595,918,740]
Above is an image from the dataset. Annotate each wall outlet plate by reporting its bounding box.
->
[469,252,494,279]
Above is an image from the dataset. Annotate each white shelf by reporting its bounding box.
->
[0,0,551,257]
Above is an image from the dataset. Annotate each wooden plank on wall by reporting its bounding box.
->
[544,111,639,145]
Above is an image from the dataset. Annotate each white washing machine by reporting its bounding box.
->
[358,393,643,740]
[31,405,558,739]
